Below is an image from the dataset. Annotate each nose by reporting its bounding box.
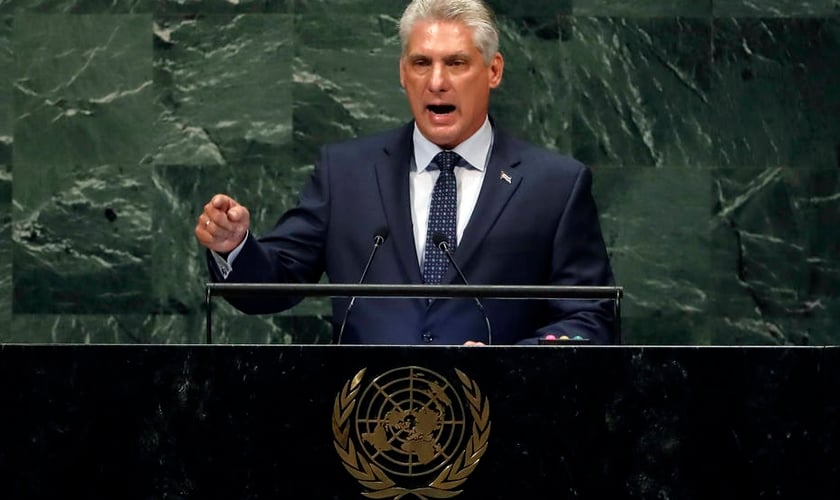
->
[428,62,450,92]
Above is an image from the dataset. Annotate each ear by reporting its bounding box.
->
[488,52,504,89]
[399,57,407,89]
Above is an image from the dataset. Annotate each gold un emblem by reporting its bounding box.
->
[332,366,491,499]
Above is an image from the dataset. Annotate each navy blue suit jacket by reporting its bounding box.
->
[210,121,616,345]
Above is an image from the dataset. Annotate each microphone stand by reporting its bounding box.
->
[434,234,493,345]
[336,230,388,344]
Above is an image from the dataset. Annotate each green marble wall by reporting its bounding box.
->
[0,0,837,345]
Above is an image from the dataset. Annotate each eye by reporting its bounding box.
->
[444,57,470,71]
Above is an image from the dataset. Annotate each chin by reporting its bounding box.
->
[420,128,460,149]
[429,137,458,149]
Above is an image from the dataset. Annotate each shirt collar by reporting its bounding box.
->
[413,116,493,173]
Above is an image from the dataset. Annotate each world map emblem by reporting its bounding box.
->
[332,366,491,499]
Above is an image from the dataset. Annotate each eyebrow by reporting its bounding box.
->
[444,52,473,62]
[406,52,473,62]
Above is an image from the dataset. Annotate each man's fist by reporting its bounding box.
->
[195,194,251,254]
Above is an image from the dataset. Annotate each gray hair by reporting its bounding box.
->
[399,0,500,66]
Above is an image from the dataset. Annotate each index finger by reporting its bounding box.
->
[211,194,232,210]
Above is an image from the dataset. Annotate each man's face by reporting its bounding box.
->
[400,20,504,150]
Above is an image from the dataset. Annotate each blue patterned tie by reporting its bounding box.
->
[422,150,460,284]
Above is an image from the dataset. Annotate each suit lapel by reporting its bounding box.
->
[372,122,524,285]
[444,128,522,283]
[374,123,424,283]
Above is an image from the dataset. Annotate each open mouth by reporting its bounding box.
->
[427,104,456,114]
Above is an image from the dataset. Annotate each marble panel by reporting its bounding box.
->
[573,0,713,17]
[4,310,328,343]
[709,17,840,168]
[156,0,289,14]
[564,17,714,168]
[12,163,153,314]
[292,1,571,19]
[205,303,332,344]
[0,165,10,338]
[0,14,10,145]
[13,14,154,167]
[713,0,837,17]
[0,0,151,14]
[490,16,572,153]
[0,17,9,338]
[710,167,840,345]
[486,0,572,18]
[152,14,293,167]
[292,12,407,163]
[291,0,567,18]
[7,314,166,342]
[594,166,711,344]
[291,0,405,15]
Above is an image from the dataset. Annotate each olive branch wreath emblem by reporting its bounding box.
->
[332,368,491,499]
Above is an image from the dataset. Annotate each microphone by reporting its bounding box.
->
[336,226,389,344]
[432,232,493,345]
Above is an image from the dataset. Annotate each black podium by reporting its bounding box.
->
[1,344,838,499]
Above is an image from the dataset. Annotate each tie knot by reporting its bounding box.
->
[432,150,460,173]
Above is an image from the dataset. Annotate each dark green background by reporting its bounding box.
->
[1,0,838,344]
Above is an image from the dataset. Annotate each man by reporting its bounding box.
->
[195,0,616,345]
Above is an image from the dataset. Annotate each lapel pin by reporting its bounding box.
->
[500,171,512,184]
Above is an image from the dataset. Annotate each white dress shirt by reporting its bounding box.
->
[410,117,493,268]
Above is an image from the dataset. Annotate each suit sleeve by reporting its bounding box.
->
[521,165,617,345]
[205,147,332,314]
